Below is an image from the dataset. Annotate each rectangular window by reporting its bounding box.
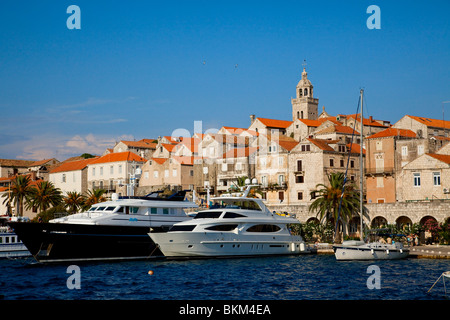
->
[278,191,284,201]
[163,208,169,215]
[402,146,408,157]
[418,145,424,156]
[297,192,303,200]
[92,167,96,176]
[433,172,441,186]
[173,169,177,177]
[165,169,169,177]
[150,208,157,214]
[62,174,66,183]
[100,167,103,176]
[413,173,421,187]
[118,165,123,174]
[110,165,114,174]
[340,159,344,167]
[329,159,334,167]
[296,175,304,183]
[297,160,302,172]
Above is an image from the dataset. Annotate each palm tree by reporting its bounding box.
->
[83,189,107,210]
[1,175,33,217]
[26,181,63,214]
[64,191,86,214]
[308,172,361,243]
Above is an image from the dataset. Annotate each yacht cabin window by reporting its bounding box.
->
[246,224,281,233]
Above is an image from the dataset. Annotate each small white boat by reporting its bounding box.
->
[333,240,409,260]
[149,185,311,258]
[0,217,31,259]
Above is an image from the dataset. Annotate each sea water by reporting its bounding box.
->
[0,255,448,300]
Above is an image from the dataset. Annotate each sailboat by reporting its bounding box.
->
[333,89,409,260]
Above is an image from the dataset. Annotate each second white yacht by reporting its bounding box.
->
[149,185,310,258]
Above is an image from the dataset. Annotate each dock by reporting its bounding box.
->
[409,245,450,259]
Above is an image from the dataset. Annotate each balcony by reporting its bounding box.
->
[364,167,395,176]
[261,182,288,190]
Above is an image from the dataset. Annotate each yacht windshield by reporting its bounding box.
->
[210,200,261,211]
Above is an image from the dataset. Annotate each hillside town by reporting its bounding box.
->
[1,68,449,234]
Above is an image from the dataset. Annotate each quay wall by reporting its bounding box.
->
[267,201,450,225]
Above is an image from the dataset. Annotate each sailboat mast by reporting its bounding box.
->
[360,89,364,241]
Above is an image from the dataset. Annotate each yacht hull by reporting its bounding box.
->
[150,232,308,258]
[8,222,164,263]
[333,244,409,260]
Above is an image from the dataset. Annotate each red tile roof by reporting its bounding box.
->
[88,152,146,165]
[347,143,366,155]
[50,157,99,174]
[151,158,168,165]
[341,114,389,127]
[366,128,417,139]
[426,153,450,165]
[407,115,450,129]
[121,139,157,149]
[306,138,336,152]
[257,118,293,129]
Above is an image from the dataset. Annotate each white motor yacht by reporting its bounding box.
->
[149,185,310,258]
[9,190,197,263]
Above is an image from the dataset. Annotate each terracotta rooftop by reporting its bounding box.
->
[366,128,417,139]
[88,152,146,165]
[315,124,360,136]
[306,138,336,152]
[150,158,168,165]
[407,115,450,129]
[257,118,293,129]
[426,153,450,165]
[0,159,34,167]
[120,139,157,149]
[50,157,98,174]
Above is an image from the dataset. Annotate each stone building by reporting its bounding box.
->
[287,137,363,205]
[138,156,194,194]
[49,157,98,195]
[394,115,450,139]
[216,147,258,193]
[397,144,450,202]
[364,128,417,203]
[112,139,157,159]
[87,151,146,197]
[253,134,298,204]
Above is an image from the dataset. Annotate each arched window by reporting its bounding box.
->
[301,111,304,119]
[299,88,303,97]
[304,88,308,96]
[297,111,300,119]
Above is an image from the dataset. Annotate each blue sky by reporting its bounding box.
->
[0,0,449,160]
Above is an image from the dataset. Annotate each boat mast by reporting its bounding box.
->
[360,89,364,241]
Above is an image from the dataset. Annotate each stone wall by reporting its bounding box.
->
[267,201,450,224]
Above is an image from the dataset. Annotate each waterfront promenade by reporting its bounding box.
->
[409,245,450,259]
[315,244,450,258]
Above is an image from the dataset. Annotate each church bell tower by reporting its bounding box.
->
[291,66,319,121]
